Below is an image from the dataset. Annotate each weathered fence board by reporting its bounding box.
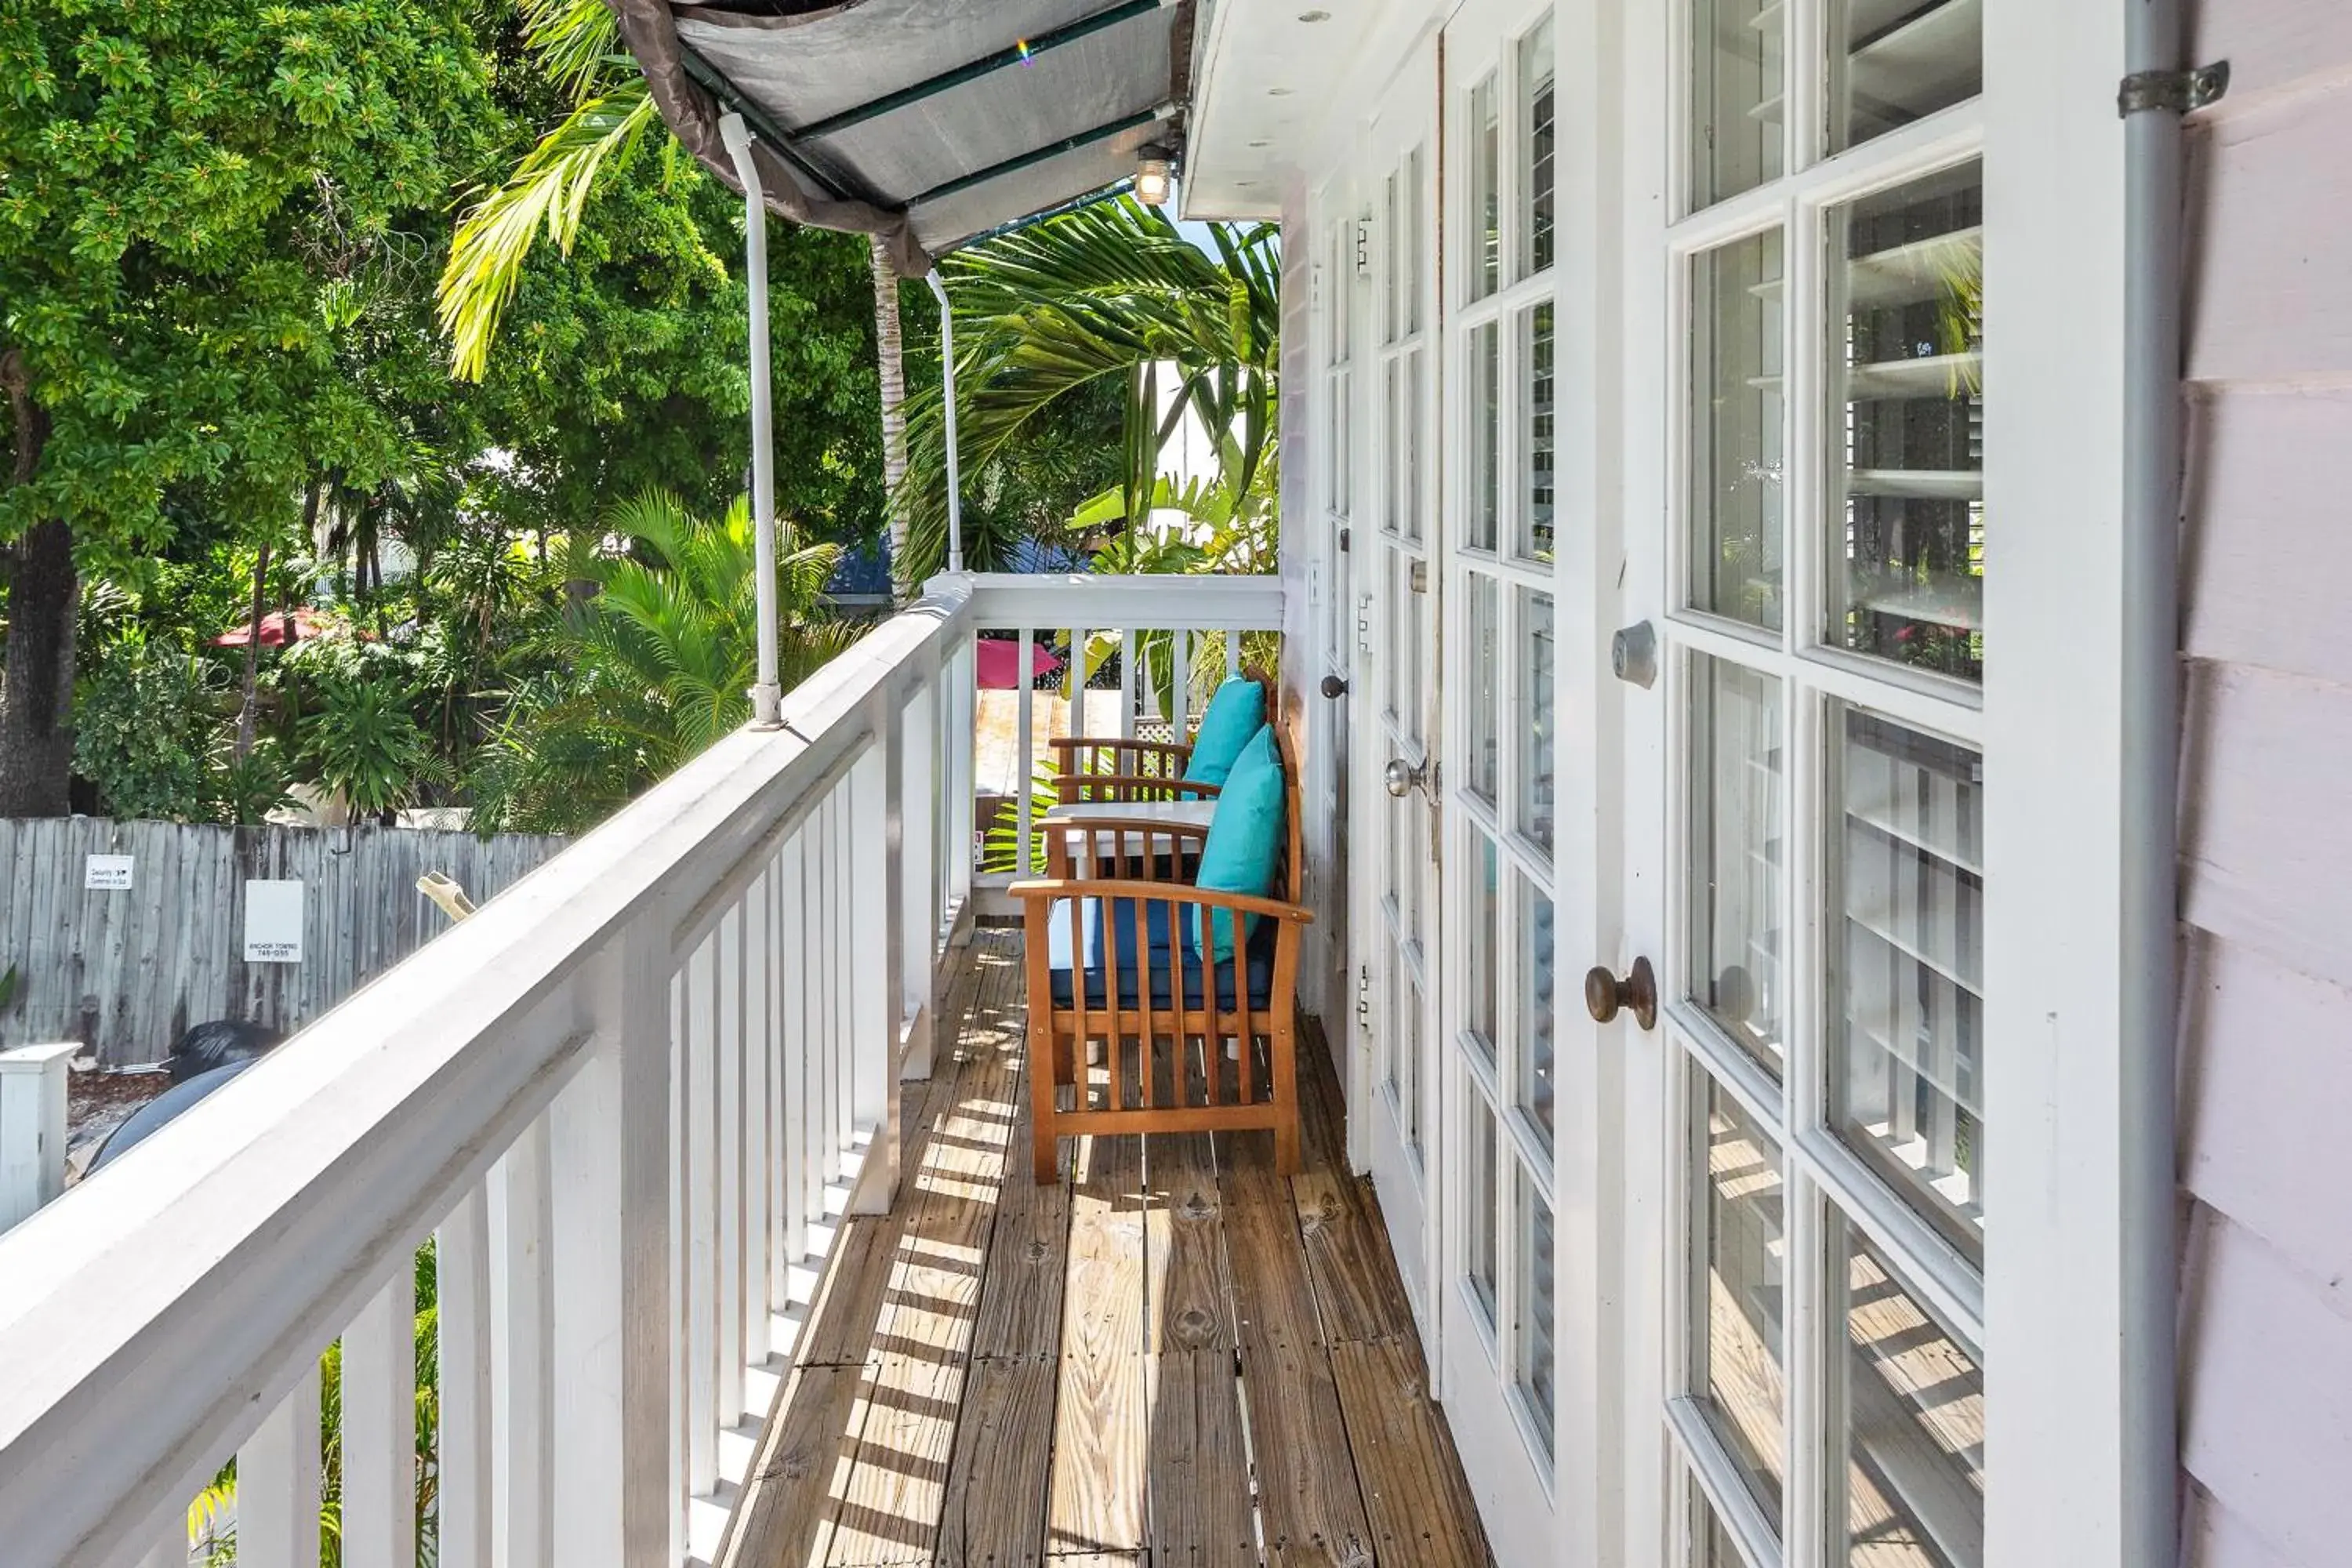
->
[0,820,567,1067]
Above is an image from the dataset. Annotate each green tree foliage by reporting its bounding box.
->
[0,0,499,814]
[897,199,1281,583]
[470,488,851,834]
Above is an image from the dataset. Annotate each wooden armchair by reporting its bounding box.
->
[1045,664,1274,806]
[1014,711,1308,1180]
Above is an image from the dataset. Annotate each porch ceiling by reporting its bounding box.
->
[621,0,1195,270]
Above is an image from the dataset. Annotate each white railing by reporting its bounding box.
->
[0,572,1280,1568]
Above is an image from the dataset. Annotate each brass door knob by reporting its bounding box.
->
[1584,956,1659,1031]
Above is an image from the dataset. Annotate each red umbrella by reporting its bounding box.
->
[975,637,1065,690]
[210,609,339,647]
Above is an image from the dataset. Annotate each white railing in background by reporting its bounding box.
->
[966,573,1286,887]
[0,1041,76,1232]
[0,571,1278,1568]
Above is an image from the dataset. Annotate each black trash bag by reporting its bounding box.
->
[90,1058,261,1173]
[168,1019,282,1083]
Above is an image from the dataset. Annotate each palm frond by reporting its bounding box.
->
[521,0,623,102]
[437,79,659,381]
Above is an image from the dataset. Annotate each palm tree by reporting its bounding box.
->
[895,198,1280,583]
[870,235,912,601]
[468,488,851,834]
[436,0,917,571]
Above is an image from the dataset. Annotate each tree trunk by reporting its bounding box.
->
[869,234,910,603]
[234,540,273,760]
[0,347,74,817]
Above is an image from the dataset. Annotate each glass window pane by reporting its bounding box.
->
[1470,74,1501,299]
[1834,1216,1984,1568]
[1519,303,1556,561]
[1519,17,1556,278]
[1517,876,1555,1149]
[1690,228,1784,630]
[1468,1103,1499,1323]
[1403,973,1425,1152]
[1830,0,1982,154]
[1467,575,1499,801]
[1469,322,1499,550]
[1515,1166,1556,1449]
[1686,655,1784,1073]
[1698,1489,1755,1568]
[1406,147,1425,335]
[1404,350,1425,542]
[1384,169,1401,343]
[1468,834,1499,1054]
[1829,706,1984,1260]
[1691,0,1786,208]
[1828,162,1984,680]
[1694,1073,1787,1530]
[1519,590,1555,851]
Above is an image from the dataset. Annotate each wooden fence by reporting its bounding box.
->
[0,818,567,1068]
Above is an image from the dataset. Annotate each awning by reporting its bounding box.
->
[619,0,1192,272]
[975,637,1065,690]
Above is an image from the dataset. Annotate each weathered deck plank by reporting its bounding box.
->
[1330,1337,1489,1568]
[1047,1131,1149,1559]
[1146,1348,1258,1568]
[732,935,1489,1568]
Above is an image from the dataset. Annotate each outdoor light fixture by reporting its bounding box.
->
[1135,145,1173,205]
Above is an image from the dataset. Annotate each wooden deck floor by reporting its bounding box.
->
[722,931,1492,1568]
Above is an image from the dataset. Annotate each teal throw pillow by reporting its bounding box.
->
[1192,724,1284,961]
[1182,677,1265,787]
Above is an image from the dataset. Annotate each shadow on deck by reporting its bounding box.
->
[720,931,1492,1568]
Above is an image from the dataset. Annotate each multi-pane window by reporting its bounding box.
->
[1671,4,1984,1564]
[1449,5,1565,1474]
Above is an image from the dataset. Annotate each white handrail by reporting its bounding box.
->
[0,568,1283,1568]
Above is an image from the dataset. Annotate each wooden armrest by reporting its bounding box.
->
[1008,878,1315,926]
[1043,818,1209,880]
[1054,773,1219,802]
[1050,736,1194,764]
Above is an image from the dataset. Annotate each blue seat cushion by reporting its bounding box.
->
[1047,896,1279,1013]
[1193,725,1284,961]
[1181,677,1265,786]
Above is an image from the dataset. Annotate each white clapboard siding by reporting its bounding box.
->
[2180,9,2352,1565]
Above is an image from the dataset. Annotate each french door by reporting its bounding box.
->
[1422,0,1573,1555]
[1351,51,1442,1334]
[1626,1,1999,1565]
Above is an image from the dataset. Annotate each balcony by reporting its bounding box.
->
[0,573,1487,1568]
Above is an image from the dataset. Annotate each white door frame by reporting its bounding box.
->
[1351,43,1444,1343]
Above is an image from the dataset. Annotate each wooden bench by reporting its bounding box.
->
[1014,710,1308,1181]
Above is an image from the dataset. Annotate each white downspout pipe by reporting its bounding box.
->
[719,111,784,728]
[2120,1,2198,1559]
[925,270,965,574]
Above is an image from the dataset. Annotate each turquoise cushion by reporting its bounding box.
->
[1193,725,1284,961]
[1182,677,1265,786]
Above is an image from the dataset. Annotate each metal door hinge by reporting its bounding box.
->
[1354,219,1373,278]
[1409,558,1429,593]
[2118,61,2229,117]
[1355,964,1373,1023]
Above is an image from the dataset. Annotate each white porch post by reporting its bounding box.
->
[719,111,784,729]
[926,270,966,573]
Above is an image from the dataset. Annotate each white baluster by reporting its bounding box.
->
[1175,628,1193,741]
[235,1366,321,1568]
[682,928,718,1497]
[550,923,675,1568]
[343,1269,418,1568]
[437,1181,495,1568]
[742,866,775,1358]
[1228,631,1244,679]
[1120,628,1138,740]
[900,683,937,1082]
[715,904,746,1431]
[850,721,900,1215]
[491,1116,553,1568]
[833,786,857,1173]
[777,833,811,1276]
[1073,626,1089,736]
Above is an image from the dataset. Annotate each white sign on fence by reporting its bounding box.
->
[83,855,132,891]
[243,880,306,964]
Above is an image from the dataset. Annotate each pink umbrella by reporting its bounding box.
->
[975,637,1065,690]
[210,608,343,647]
